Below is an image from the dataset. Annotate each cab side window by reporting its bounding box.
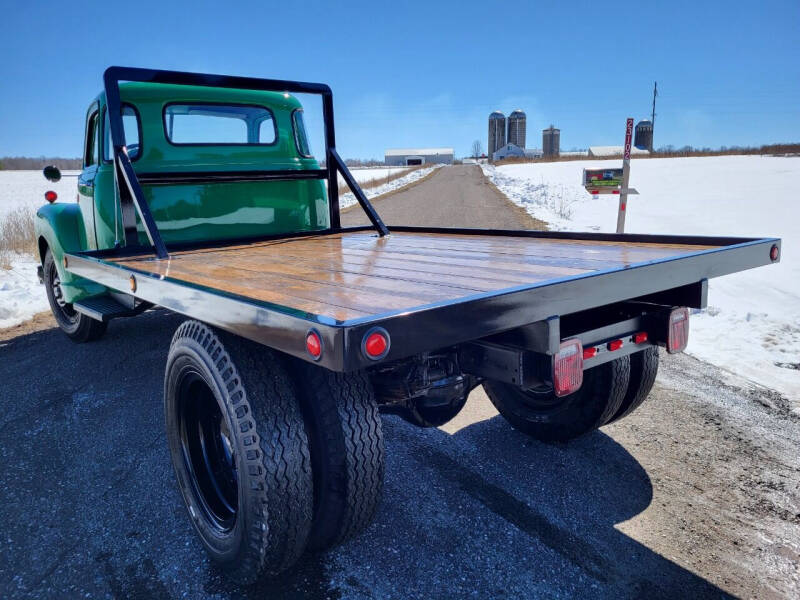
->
[84,111,99,167]
[103,105,141,161]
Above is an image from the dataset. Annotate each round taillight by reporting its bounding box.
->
[362,328,390,360]
[306,330,322,360]
[45,190,57,203]
[770,244,779,262]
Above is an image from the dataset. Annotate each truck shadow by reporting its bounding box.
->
[324,415,735,600]
[0,311,733,599]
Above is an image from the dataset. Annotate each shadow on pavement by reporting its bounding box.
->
[0,311,732,599]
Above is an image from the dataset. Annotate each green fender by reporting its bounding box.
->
[35,203,107,303]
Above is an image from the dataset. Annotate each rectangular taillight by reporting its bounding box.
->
[667,307,690,354]
[553,338,583,397]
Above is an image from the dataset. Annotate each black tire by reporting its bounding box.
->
[43,248,107,342]
[483,356,631,442]
[164,321,313,583]
[605,347,659,424]
[291,361,384,551]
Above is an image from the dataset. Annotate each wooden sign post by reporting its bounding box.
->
[616,118,634,233]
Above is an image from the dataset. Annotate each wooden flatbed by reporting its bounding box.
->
[108,231,716,322]
[66,226,779,371]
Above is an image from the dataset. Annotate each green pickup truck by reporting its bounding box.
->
[35,67,780,583]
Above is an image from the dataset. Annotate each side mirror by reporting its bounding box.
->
[43,165,61,182]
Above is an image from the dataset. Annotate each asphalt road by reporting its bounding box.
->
[341,164,547,229]
[1,167,798,598]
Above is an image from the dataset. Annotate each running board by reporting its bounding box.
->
[73,295,148,322]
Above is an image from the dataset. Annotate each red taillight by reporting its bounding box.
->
[362,328,390,360]
[633,332,648,344]
[770,244,779,262]
[607,339,623,351]
[45,190,57,203]
[306,330,322,360]
[667,307,690,354]
[582,346,597,359]
[553,338,583,397]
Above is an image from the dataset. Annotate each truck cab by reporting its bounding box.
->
[37,83,328,306]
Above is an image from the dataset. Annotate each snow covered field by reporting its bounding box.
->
[0,170,80,219]
[484,156,800,403]
[339,164,441,210]
[345,166,410,185]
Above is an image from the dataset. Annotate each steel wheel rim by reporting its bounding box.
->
[178,370,238,533]
[48,262,78,323]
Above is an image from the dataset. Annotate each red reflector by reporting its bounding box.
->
[633,332,648,344]
[554,339,583,397]
[583,347,597,359]
[612,190,620,194]
[607,339,623,351]
[667,307,690,354]
[363,328,390,360]
[45,190,57,203]
[306,330,322,359]
[770,244,779,261]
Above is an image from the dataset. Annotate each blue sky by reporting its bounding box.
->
[0,0,797,160]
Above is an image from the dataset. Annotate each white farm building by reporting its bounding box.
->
[385,148,454,166]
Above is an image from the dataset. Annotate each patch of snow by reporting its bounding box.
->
[484,156,800,402]
[0,255,49,328]
[340,165,443,209]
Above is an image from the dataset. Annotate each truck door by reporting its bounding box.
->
[78,105,100,250]
[93,104,142,250]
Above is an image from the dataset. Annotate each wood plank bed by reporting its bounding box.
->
[109,231,717,322]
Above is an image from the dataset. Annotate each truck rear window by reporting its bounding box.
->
[164,103,276,145]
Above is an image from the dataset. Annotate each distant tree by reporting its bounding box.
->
[471,140,483,159]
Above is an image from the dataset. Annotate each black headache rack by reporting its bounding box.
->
[67,66,782,372]
[102,66,389,259]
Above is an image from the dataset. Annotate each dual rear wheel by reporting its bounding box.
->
[164,321,384,584]
[484,348,659,442]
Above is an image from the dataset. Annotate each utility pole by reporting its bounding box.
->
[650,81,658,151]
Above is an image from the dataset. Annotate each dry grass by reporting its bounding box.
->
[0,207,37,269]
[338,164,429,196]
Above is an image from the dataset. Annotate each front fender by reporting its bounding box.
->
[35,203,107,303]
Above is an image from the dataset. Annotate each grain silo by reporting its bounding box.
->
[634,119,653,151]
[488,111,506,162]
[542,125,560,157]
[507,109,526,149]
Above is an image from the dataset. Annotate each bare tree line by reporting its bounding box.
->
[0,156,82,170]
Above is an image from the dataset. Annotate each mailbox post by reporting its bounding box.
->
[617,118,634,233]
[582,117,639,233]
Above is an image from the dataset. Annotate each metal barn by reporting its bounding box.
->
[384,148,454,166]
